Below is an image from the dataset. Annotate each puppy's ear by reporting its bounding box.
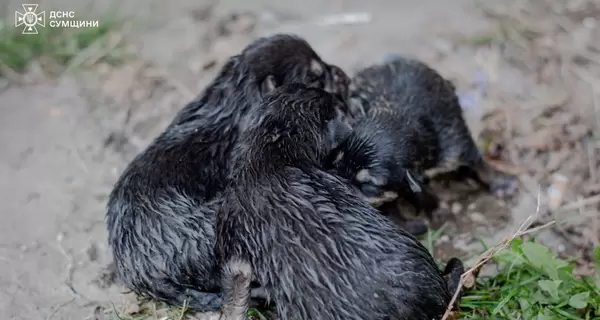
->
[260,75,277,96]
[348,81,358,93]
[405,170,423,193]
[310,59,324,77]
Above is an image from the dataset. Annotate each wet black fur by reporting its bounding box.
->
[216,83,459,320]
[327,57,485,219]
[105,34,352,311]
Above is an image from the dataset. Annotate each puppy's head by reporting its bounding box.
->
[325,138,393,206]
[325,132,424,207]
[325,64,351,103]
[249,83,352,163]
[240,34,351,101]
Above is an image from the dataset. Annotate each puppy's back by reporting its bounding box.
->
[217,84,450,320]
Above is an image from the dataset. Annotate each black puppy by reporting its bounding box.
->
[327,57,498,231]
[216,83,463,320]
[106,34,353,311]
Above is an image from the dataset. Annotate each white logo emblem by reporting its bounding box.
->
[15,4,45,35]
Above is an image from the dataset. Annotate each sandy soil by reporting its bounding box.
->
[1,0,598,319]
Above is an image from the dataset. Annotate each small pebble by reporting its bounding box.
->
[467,203,476,211]
[451,202,463,215]
[548,173,569,210]
[438,235,450,243]
[469,212,486,224]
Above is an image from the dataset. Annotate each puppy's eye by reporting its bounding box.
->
[360,183,380,198]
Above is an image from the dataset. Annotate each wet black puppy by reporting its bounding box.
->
[326,104,442,226]
[327,57,500,230]
[216,83,463,320]
[106,34,352,311]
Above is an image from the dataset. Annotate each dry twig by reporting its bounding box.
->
[556,194,600,213]
[178,300,189,320]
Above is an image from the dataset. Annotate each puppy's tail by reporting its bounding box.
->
[443,257,465,308]
[219,259,253,320]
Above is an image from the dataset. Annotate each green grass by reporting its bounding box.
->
[423,223,449,256]
[247,308,269,320]
[0,15,127,77]
[458,239,600,319]
[420,221,600,319]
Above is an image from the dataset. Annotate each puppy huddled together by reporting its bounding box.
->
[106,34,507,320]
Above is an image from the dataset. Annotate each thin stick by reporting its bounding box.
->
[557,194,600,213]
[178,300,189,320]
[152,302,158,320]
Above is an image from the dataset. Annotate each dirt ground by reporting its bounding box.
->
[1,0,599,319]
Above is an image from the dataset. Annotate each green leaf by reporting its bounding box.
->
[521,242,567,280]
[522,242,553,265]
[538,280,562,300]
[518,293,536,319]
[533,290,553,305]
[519,298,530,311]
[510,237,523,251]
[568,291,589,309]
[535,309,553,320]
